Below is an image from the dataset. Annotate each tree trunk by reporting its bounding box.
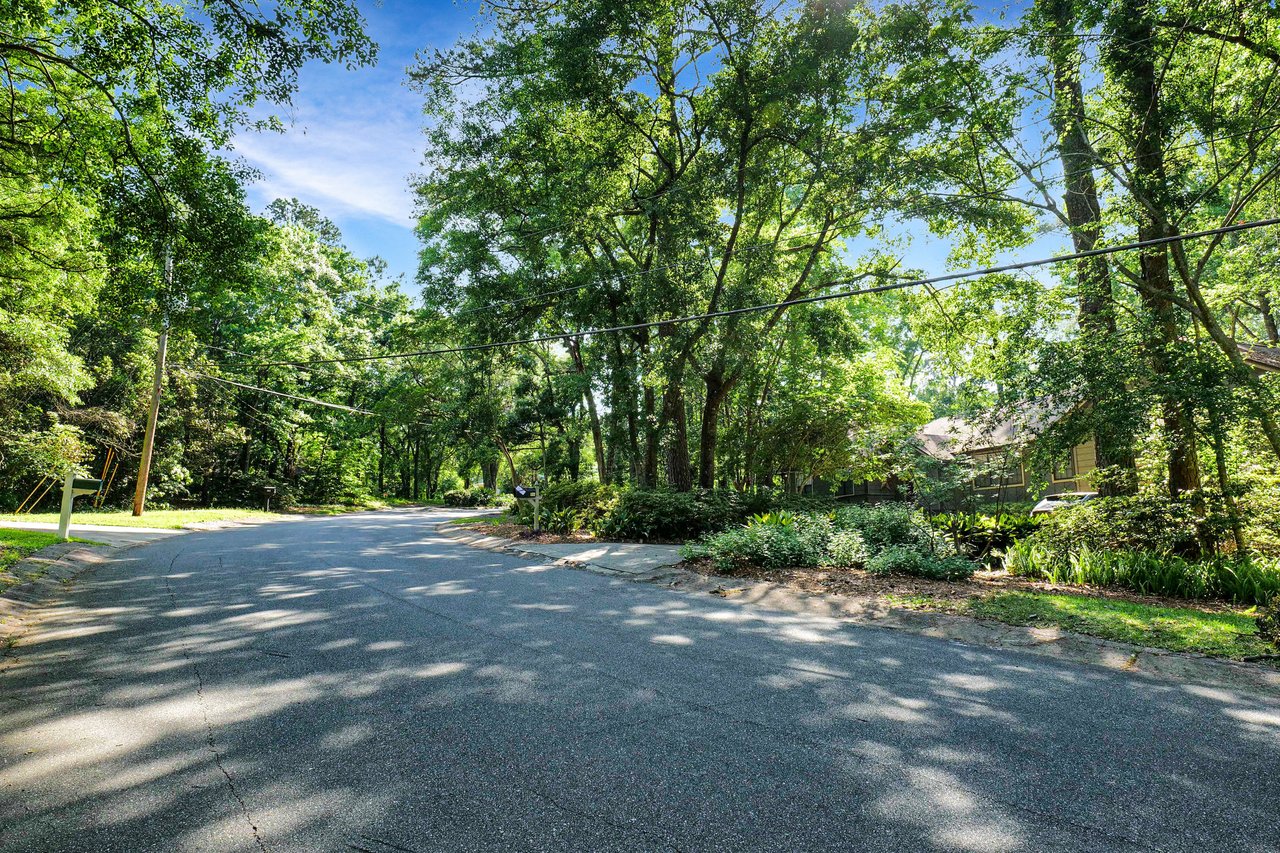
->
[378,422,386,494]
[698,370,737,488]
[412,436,421,500]
[1209,415,1247,554]
[664,380,693,491]
[641,385,659,488]
[568,339,607,482]
[1106,2,1201,496]
[1260,292,1280,343]
[1043,0,1137,494]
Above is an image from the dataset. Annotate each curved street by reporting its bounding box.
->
[1,508,1277,852]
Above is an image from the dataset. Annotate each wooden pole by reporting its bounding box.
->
[133,246,172,517]
[58,470,75,540]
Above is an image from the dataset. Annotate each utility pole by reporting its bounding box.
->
[133,245,172,517]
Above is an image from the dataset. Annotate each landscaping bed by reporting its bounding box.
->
[455,492,1280,662]
[453,518,595,545]
[681,553,1277,662]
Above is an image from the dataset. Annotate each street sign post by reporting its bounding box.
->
[58,471,103,540]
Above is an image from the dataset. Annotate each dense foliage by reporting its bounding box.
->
[1006,542,1280,607]
[2,0,1278,551]
[685,502,977,580]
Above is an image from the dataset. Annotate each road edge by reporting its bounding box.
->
[435,520,1280,697]
[0,543,123,648]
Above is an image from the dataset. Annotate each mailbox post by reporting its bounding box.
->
[513,484,540,533]
[57,471,103,541]
[263,485,277,512]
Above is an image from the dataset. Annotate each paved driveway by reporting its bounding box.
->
[0,508,1276,852]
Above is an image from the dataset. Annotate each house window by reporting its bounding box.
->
[973,453,1025,490]
[1052,448,1078,483]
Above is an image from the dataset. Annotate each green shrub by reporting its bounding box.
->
[832,503,926,549]
[1238,476,1280,557]
[687,510,970,577]
[931,513,1040,564]
[684,511,849,572]
[865,545,976,581]
[1029,494,1231,559]
[747,510,798,527]
[596,488,769,541]
[543,507,581,535]
[540,481,619,525]
[1258,602,1280,645]
[443,487,495,507]
[685,523,824,573]
[822,530,870,568]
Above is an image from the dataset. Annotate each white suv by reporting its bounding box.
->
[1030,491,1098,516]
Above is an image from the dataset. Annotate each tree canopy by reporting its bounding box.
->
[1,0,1277,546]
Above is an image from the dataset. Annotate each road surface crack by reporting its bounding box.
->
[164,552,269,853]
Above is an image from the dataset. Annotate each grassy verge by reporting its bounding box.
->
[448,513,507,525]
[0,508,279,529]
[888,591,1275,660]
[0,529,63,572]
[291,498,434,515]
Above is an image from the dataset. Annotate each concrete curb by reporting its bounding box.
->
[436,521,1280,697]
[0,543,119,645]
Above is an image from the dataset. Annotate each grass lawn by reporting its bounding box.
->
[1,529,106,598]
[0,508,278,530]
[448,513,507,525]
[0,529,63,572]
[889,590,1276,660]
[1,499,433,530]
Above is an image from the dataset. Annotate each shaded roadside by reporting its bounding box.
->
[437,519,1280,698]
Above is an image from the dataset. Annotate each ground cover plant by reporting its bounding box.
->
[931,513,1040,565]
[1006,543,1280,607]
[1006,496,1280,607]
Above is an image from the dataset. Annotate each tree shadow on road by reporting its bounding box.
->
[1,511,1278,852]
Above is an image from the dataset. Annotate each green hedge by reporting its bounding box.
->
[442,487,496,507]
[595,488,773,541]
[683,503,976,580]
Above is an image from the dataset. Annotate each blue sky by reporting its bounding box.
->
[233,0,479,289]
[232,0,1066,295]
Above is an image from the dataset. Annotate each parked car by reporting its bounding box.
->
[1030,491,1098,516]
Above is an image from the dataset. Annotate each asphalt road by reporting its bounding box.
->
[1,508,1277,853]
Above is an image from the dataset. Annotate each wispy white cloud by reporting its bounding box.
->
[233,105,421,226]
[224,0,480,281]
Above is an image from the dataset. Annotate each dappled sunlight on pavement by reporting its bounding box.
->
[0,508,1277,851]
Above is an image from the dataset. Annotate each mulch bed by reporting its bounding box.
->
[680,559,1253,615]
[458,519,1254,616]
[457,521,596,546]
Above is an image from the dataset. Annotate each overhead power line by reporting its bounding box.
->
[188,370,437,427]
[187,370,385,417]
[229,216,1280,370]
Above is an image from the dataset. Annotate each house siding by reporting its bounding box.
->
[812,437,1099,509]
